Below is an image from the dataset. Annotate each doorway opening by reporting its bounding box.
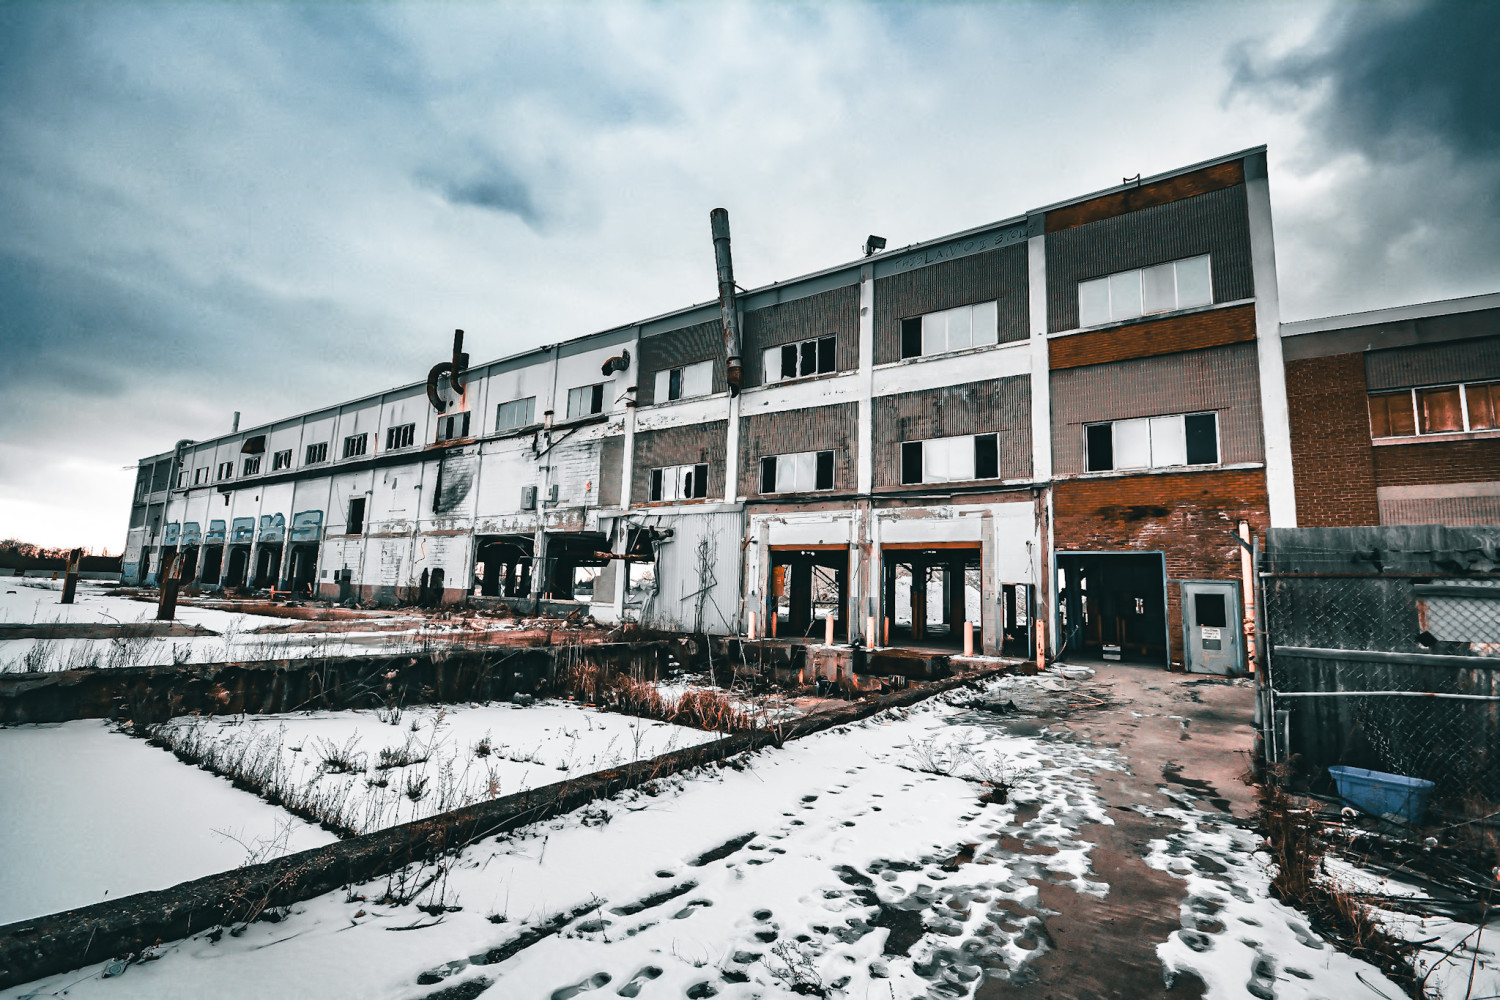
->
[542,533,610,602]
[225,546,250,589]
[881,544,982,650]
[1056,552,1168,666]
[767,547,847,641]
[178,546,200,586]
[287,544,319,596]
[253,544,282,589]
[199,545,223,586]
[476,535,535,599]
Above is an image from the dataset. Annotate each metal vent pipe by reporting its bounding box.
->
[710,208,743,394]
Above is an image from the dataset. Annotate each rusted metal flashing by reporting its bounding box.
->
[1045,161,1244,234]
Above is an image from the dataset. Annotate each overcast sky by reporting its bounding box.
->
[2,1,1496,552]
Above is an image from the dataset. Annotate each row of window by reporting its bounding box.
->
[1078,255,1213,328]
[1369,381,1500,439]
[1086,413,1219,472]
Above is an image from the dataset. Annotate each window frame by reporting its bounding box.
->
[898,301,1000,361]
[1084,412,1220,472]
[653,360,715,402]
[567,383,606,419]
[193,467,209,485]
[385,423,416,451]
[1368,380,1500,439]
[242,456,261,476]
[272,449,293,471]
[305,442,329,465]
[898,433,1001,485]
[759,450,836,494]
[347,496,366,536]
[495,396,537,432]
[649,463,710,502]
[763,336,838,384]
[1076,254,1213,328]
[435,411,471,442]
[342,433,368,459]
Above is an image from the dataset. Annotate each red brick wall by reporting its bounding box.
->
[1049,304,1255,370]
[1052,468,1269,664]
[1284,353,1380,527]
[1374,439,1500,486]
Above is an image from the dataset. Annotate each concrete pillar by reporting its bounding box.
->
[1245,149,1297,527]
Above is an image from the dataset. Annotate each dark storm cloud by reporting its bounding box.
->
[419,151,543,226]
[1229,0,1500,163]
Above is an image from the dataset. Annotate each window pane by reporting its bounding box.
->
[693,464,709,498]
[763,347,782,384]
[974,434,998,479]
[901,442,923,484]
[922,313,946,356]
[1194,592,1228,628]
[1086,424,1114,471]
[650,469,663,502]
[1184,413,1219,465]
[925,436,973,482]
[1418,386,1463,433]
[668,368,682,400]
[799,340,817,377]
[1369,391,1414,437]
[817,336,836,373]
[775,453,797,493]
[1149,415,1187,467]
[901,318,923,359]
[1078,278,1110,327]
[760,456,776,493]
[567,386,584,418]
[1467,383,1500,430]
[781,344,798,380]
[1141,262,1176,314]
[971,300,998,346]
[946,306,971,350]
[793,451,816,491]
[1114,418,1151,468]
[1109,271,1143,321]
[815,451,834,490]
[1175,255,1213,308]
[683,360,713,398]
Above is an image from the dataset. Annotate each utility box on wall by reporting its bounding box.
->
[520,485,537,510]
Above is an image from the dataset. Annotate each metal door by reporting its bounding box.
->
[1181,581,1242,675]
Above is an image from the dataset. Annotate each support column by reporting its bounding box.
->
[1245,149,1297,528]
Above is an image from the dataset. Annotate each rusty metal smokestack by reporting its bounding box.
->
[710,208,743,394]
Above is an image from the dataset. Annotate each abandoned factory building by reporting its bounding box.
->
[121,146,1500,672]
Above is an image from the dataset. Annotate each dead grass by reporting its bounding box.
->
[563,656,755,734]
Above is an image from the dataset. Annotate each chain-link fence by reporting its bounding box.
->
[1262,548,1500,820]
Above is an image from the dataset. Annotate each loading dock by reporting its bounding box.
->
[881,543,981,650]
[767,546,848,641]
[1056,552,1168,666]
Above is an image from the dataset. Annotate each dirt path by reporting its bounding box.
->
[981,664,1258,999]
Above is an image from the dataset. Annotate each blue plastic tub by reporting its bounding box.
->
[1328,765,1435,825]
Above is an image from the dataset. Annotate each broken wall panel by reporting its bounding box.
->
[741,284,860,387]
[738,402,859,497]
[871,376,1032,487]
[631,420,729,503]
[1045,183,1254,333]
[1050,341,1265,476]
[873,243,1029,364]
[598,436,624,507]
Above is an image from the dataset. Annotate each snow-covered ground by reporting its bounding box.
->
[0,720,337,926]
[0,580,289,632]
[150,703,719,834]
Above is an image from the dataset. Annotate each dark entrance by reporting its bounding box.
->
[1056,552,1168,666]
[476,535,535,598]
[882,544,982,649]
[178,546,200,586]
[542,533,610,602]
[253,544,282,589]
[287,543,318,595]
[225,545,250,589]
[199,545,223,586]
[768,547,847,641]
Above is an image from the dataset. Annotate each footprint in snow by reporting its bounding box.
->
[615,966,662,998]
[550,971,610,1000]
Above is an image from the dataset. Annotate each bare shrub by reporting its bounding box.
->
[317,734,367,774]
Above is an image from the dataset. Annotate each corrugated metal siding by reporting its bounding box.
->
[738,402,859,496]
[742,286,860,387]
[598,436,624,507]
[1049,341,1265,475]
[1045,184,1254,333]
[1365,337,1500,390]
[870,376,1031,486]
[631,420,729,501]
[637,320,725,406]
[872,244,1029,364]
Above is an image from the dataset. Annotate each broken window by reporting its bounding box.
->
[347,496,366,536]
[342,433,368,459]
[1368,381,1500,439]
[624,561,656,606]
[1085,413,1218,471]
[571,565,601,601]
[898,301,999,360]
[760,451,835,493]
[304,442,329,464]
[436,411,471,441]
[193,467,209,485]
[566,383,606,419]
[649,463,710,502]
[899,434,1000,484]
[384,423,415,450]
[653,360,714,402]
[1077,255,1212,327]
[763,336,837,384]
[242,456,261,476]
[272,449,293,471]
[177,470,188,489]
[495,396,536,431]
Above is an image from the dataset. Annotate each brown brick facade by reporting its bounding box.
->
[738,402,858,497]
[871,376,1032,487]
[742,285,860,387]
[1052,467,1270,663]
[637,321,725,406]
[1373,439,1500,487]
[631,421,728,503]
[873,243,1029,364]
[1283,353,1380,527]
[1049,304,1256,370]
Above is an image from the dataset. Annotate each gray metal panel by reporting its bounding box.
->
[870,375,1031,486]
[598,436,624,507]
[1365,335,1500,390]
[1045,184,1254,333]
[1049,341,1266,475]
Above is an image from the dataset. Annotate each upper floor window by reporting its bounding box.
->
[305,442,329,465]
[496,396,536,431]
[342,433,368,459]
[242,456,261,476]
[760,450,834,494]
[1370,381,1500,438]
[650,463,709,502]
[347,496,366,536]
[900,433,999,485]
[176,470,187,489]
[272,449,293,471]
[385,423,415,450]
[567,383,605,419]
[654,361,713,403]
[1086,412,1218,472]
[901,301,999,360]
[436,411,471,441]
[1077,255,1212,328]
[765,337,835,383]
[193,467,209,485]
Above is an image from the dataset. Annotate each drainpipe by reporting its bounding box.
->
[710,208,743,395]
